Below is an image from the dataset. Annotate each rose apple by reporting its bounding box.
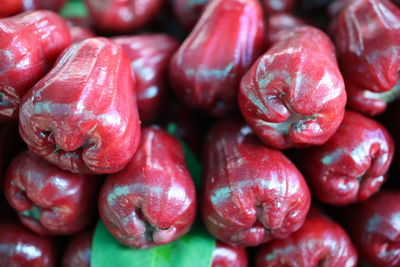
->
[331,0,400,116]
[19,37,141,174]
[4,151,97,235]
[256,208,357,266]
[0,11,71,121]
[62,230,93,267]
[170,0,265,117]
[99,126,196,248]
[239,26,346,149]
[114,34,179,123]
[212,241,248,267]
[202,120,311,247]
[299,111,394,205]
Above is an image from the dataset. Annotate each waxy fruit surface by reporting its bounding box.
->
[239,26,346,149]
[19,37,141,174]
[331,0,400,116]
[0,11,71,120]
[256,208,357,267]
[170,0,265,117]
[99,126,196,249]
[114,34,179,123]
[202,120,311,247]
[300,111,394,205]
[4,151,97,235]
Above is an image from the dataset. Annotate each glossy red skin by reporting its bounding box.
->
[62,230,93,267]
[263,0,297,14]
[0,11,71,121]
[256,208,357,267]
[99,126,196,249]
[173,0,209,29]
[0,0,22,18]
[202,120,311,247]
[211,241,248,267]
[4,151,97,235]
[23,0,67,11]
[239,26,346,149]
[0,221,56,267]
[331,0,400,116]
[66,18,95,43]
[264,13,305,48]
[19,37,141,174]
[300,111,394,206]
[169,0,265,117]
[342,191,400,266]
[113,34,179,123]
[85,0,164,33]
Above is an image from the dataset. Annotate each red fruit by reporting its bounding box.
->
[299,111,394,206]
[211,241,248,267]
[263,0,297,14]
[331,0,400,116]
[202,120,311,247]
[4,151,97,235]
[169,0,265,117]
[0,0,22,18]
[114,34,179,123]
[62,230,93,267]
[256,208,357,267]
[23,0,67,11]
[19,37,141,174]
[0,220,56,266]
[0,11,71,121]
[99,126,196,249]
[173,0,209,29]
[84,0,164,33]
[341,191,400,266]
[264,13,305,47]
[66,17,95,43]
[239,26,346,149]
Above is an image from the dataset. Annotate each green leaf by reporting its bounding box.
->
[91,221,216,267]
[166,123,203,190]
[60,0,87,17]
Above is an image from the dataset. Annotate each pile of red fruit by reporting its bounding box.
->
[1,0,400,266]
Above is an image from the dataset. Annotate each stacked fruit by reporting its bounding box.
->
[1,0,400,266]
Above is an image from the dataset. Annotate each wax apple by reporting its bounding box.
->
[239,26,346,149]
[66,17,95,43]
[299,111,393,205]
[202,120,311,247]
[212,241,248,267]
[0,221,56,266]
[0,0,22,17]
[331,0,400,116]
[4,151,97,235]
[0,11,71,121]
[265,13,305,47]
[263,0,297,14]
[170,0,265,117]
[85,0,164,33]
[99,126,196,249]
[341,191,400,266]
[114,34,179,123]
[256,208,357,267]
[19,37,141,174]
[173,0,209,29]
[62,230,93,267]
